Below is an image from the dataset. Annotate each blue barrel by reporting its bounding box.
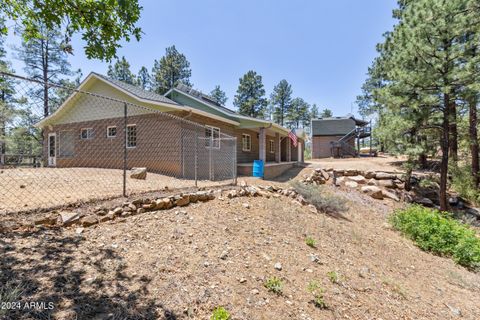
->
[253,160,264,178]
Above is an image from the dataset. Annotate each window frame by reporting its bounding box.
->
[106,126,117,138]
[242,133,251,152]
[205,125,221,149]
[126,124,137,149]
[269,139,275,153]
[80,128,94,140]
[58,130,75,158]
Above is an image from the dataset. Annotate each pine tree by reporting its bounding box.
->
[310,104,319,119]
[14,24,75,117]
[210,85,228,105]
[151,45,192,94]
[233,70,267,118]
[137,66,151,90]
[107,56,136,84]
[319,108,333,118]
[270,79,292,126]
[286,97,310,128]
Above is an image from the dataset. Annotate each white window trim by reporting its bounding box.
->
[106,126,117,138]
[126,124,137,149]
[242,133,251,152]
[269,140,275,153]
[205,125,221,149]
[80,128,93,140]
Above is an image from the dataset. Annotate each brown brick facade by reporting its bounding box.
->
[312,135,354,158]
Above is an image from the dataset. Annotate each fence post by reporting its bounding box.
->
[123,102,127,197]
[209,135,213,180]
[195,130,198,187]
[233,137,237,185]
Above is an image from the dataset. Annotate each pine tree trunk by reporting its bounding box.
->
[469,94,479,188]
[0,90,5,165]
[440,94,450,211]
[448,100,458,162]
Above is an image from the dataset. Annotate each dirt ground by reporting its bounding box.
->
[308,155,408,173]
[0,168,232,214]
[1,166,479,320]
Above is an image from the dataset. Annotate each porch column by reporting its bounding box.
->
[259,127,266,162]
[286,136,291,162]
[275,133,281,163]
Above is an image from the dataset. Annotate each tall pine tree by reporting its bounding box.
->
[210,85,228,105]
[151,45,192,94]
[137,66,151,90]
[270,79,292,126]
[233,70,267,118]
[107,56,136,84]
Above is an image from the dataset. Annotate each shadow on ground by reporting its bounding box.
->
[0,229,177,320]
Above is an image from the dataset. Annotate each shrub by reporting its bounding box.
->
[305,236,317,248]
[307,280,328,309]
[389,205,480,270]
[210,307,230,320]
[450,165,480,206]
[291,181,347,214]
[0,281,24,316]
[264,276,283,294]
[327,271,339,284]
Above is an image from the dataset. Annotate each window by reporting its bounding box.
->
[80,128,93,140]
[59,131,75,158]
[107,126,117,138]
[242,134,251,151]
[205,125,220,149]
[127,124,137,148]
[269,140,275,153]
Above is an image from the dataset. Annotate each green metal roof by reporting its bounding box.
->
[312,118,356,136]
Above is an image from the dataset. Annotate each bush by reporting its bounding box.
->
[389,205,480,270]
[326,271,340,284]
[264,276,283,294]
[305,236,317,248]
[307,280,328,309]
[291,181,347,214]
[210,307,230,320]
[450,165,480,205]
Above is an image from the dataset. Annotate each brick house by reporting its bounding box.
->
[37,73,304,180]
[311,115,370,158]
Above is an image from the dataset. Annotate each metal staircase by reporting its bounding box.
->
[330,127,371,158]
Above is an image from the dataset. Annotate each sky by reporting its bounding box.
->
[5,0,398,118]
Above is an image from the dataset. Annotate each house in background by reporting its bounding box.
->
[311,115,370,158]
[37,73,304,180]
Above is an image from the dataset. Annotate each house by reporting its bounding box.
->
[37,73,304,180]
[311,115,370,158]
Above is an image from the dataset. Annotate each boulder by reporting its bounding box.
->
[335,176,345,187]
[361,186,384,200]
[100,212,115,222]
[348,175,367,184]
[378,179,396,189]
[59,211,82,226]
[130,167,147,180]
[345,181,358,188]
[344,169,358,176]
[113,207,123,216]
[465,208,480,220]
[364,171,376,179]
[375,172,396,180]
[413,197,434,207]
[334,169,345,177]
[175,194,190,207]
[197,191,209,202]
[382,190,400,202]
[81,215,99,227]
[34,213,58,226]
[245,186,259,196]
[189,193,199,203]
[367,178,378,186]
[154,199,165,210]
[227,190,238,198]
[319,169,330,180]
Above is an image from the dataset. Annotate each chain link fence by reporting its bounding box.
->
[0,72,237,214]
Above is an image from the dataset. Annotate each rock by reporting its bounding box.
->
[59,211,82,226]
[162,198,173,209]
[378,179,396,189]
[207,191,215,200]
[361,186,384,200]
[227,190,238,199]
[448,197,459,206]
[251,289,260,295]
[142,203,156,210]
[413,197,434,207]
[154,199,165,210]
[131,198,144,205]
[445,304,462,317]
[34,213,58,226]
[319,169,330,180]
[239,278,247,283]
[375,172,396,180]
[382,190,400,202]
[127,203,137,212]
[334,169,345,177]
[188,193,199,203]
[130,167,147,180]
[242,203,250,209]
[364,171,376,179]
[219,250,228,260]
[240,180,247,187]
[75,227,84,234]
[81,215,98,227]
[113,207,123,216]
[345,181,358,188]
[344,169,358,176]
[465,208,480,220]
[245,186,259,196]
[367,178,378,186]
[348,175,367,184]
[175,194,190,207]
[274,262,282,271]
[335,176,345,186]
[197,191,209,202]
[296,195,307,205]
[99,212,114,222]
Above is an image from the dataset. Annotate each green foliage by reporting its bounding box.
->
[2,0,142,61]
[451,165,480,205]
[305,236,317,248]
[151,45,192,94]
[310,103,319,120]
[327,271,339,284]
[291,181,347,214]
[137,66,151,90]
[234,70,267,118]
[286,97,310,129]
[264,276,283,294]
[270,79,292,126]
[210,307,230,320]
[107,56,136,85]
[210,85,228,106]
[319,108,333,118]
[389,205,480,270]
[307,280,327,309]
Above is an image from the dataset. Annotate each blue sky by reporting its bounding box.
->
[5,0,397,118]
